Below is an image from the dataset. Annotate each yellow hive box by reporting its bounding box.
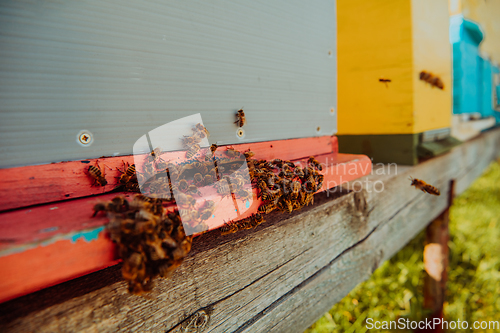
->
[337,0,454,165]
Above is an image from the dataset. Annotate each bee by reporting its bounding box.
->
[199,200,216,221]
[216,179,231,196]
[379,78,391,88]
[308,156,323,171]
[220,221,238,235]
[149,147,163,163]
[116,162,136,185]
[210,143,218,154]
[142,161,156,179]
[122,252,145,281]
[430,77,444,90]
[187,184,202,196]
[181,135,197,147]
[244,150,255,160]
[409,176,440,196]
[186,144,200,159]
[225,147,240,158]
[419,71,432,82]
[178,179,189,192]
[237,189,253,201]
[253,213,264,225]
[193,173,204,186]
[92,196,128,217]
[277,197,293,213]
[204,174,214,186]
[235,108,246,127]
[88,162,108,187]
[290,181,301,200]
[193,123,210,137]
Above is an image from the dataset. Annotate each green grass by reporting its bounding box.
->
[305,161,500,333]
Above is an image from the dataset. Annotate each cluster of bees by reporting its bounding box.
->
[419,71,444,90]
[93,194,192,294]
[87,115,330,294]
[220,155,324,235]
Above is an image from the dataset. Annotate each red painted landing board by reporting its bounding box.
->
[0,136,337,212]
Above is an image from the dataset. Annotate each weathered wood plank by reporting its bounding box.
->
[0,128,499,333]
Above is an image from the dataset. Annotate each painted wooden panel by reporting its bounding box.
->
[0,0,337,169]
[337,0,414,135]
[412,0,452,133]
[337,0,451,135]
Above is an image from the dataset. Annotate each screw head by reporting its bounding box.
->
[236,128,245,139]
[77,130,93,146]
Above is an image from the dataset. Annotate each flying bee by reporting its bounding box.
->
[409,176,440,196]
[235,108,246,127]
[419,71,432,82]
[93,196,128,217]
[88,162,109,187]
[186,144,200,159]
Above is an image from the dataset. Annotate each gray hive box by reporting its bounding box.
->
[0,0,337,168]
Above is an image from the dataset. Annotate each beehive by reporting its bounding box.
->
[336,0,453,165]
[450,16,500,122]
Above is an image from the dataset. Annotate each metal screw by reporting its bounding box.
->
[330,107,335,114]
[77,131,93,146]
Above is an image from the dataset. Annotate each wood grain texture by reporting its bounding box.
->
[0,128,499,333]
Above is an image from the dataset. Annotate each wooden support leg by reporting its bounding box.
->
[421,180,455,332]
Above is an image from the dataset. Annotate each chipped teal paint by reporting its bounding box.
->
[245,200,250,208]
[0,226,107,258]
[70,226,105,243]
